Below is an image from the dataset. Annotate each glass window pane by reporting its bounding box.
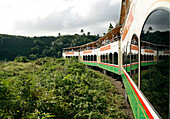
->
[140,10,169,119]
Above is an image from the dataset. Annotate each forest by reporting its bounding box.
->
[0,57,130,118]
[140,60,169,119]
[132,60,169,119]
[0,34,99,61]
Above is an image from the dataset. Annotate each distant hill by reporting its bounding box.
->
[0,34,99,61]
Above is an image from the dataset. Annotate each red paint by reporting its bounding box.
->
[131,45,138,51]
[83,50,92,54]
[123,69,154,119]
[122,5,134,41]
[99,62,119,67]
[141,61,155,63]
[145,49,154,53]
[83,61,98,63]
[164,51,170,54]
[100,45,111,51]
[66,52,74,55]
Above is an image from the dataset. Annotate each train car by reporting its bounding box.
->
[63,0,170,118]
[120,0,169,119]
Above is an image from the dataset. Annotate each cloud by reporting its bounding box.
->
[0,0,121,36]
[143,10,169,32]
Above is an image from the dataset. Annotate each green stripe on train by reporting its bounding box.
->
[124,61,156,72]
[81,61,119,74]
[81,61,98,66]
[141,61,156,66]
[121,69,149,119]
[98,63,119,74]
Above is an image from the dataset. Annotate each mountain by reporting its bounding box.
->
[0,34,99,61]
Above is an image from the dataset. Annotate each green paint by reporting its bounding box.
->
[121,69,149,119]
[124,61,156,72]
[98,63,119,74]
[82,61,98,66]
[81,61,154,119]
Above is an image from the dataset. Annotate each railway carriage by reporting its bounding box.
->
[63,0,170,118]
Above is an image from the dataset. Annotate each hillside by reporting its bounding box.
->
[0,34,99,61]
[0,58,130,118]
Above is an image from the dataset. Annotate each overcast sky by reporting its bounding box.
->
[0,0,121,37]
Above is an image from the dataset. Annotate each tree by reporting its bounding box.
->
[148,26,153,31]
[42,49,50,56]
[87,32,91,36]
[108,23,113,32]
[31,46,39,54]
[57,51,61,58]
[29,54,37,60]
[80,29,84,34]
[34,40,44,46]
[109,23,113,29]
[58,32,61,36]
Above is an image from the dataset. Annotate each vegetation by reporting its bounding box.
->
[0,34,99,61]
[0,58,129,118]
[141,30,169,46]
[108,23,113,32]
[132,60,169,119]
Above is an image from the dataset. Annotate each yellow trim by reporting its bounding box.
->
[123,69,149,119]
[130,86,139,102]
[139,104,148,119]
[144,0,170,19]
[127,82,137,119]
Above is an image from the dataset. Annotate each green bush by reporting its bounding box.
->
[14,56,29,63]
[0,58,129,118]
[141,60,169,119]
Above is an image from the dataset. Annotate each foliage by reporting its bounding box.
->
[0,34,99,61]
[0,58,129,118]
[108,23,113,32]
[14,56,30,63]
[140,60,169,119]
[141,30,169,46]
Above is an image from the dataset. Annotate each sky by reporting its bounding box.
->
[0,0,121,37]
[143,10,170,33]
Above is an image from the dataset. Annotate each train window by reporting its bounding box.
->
[103,55,106,63]
[87,55,90,61]
[126,35,139,85]
[106,53,108,63]
[140,9,169,119]
[94,55,97,61]
[109,53,112,64]
[114,52,118,65]
[91,55,93,61]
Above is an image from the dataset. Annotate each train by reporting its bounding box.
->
[62,0,170,119]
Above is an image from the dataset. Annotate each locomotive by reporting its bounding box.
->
[63,0,170,118]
